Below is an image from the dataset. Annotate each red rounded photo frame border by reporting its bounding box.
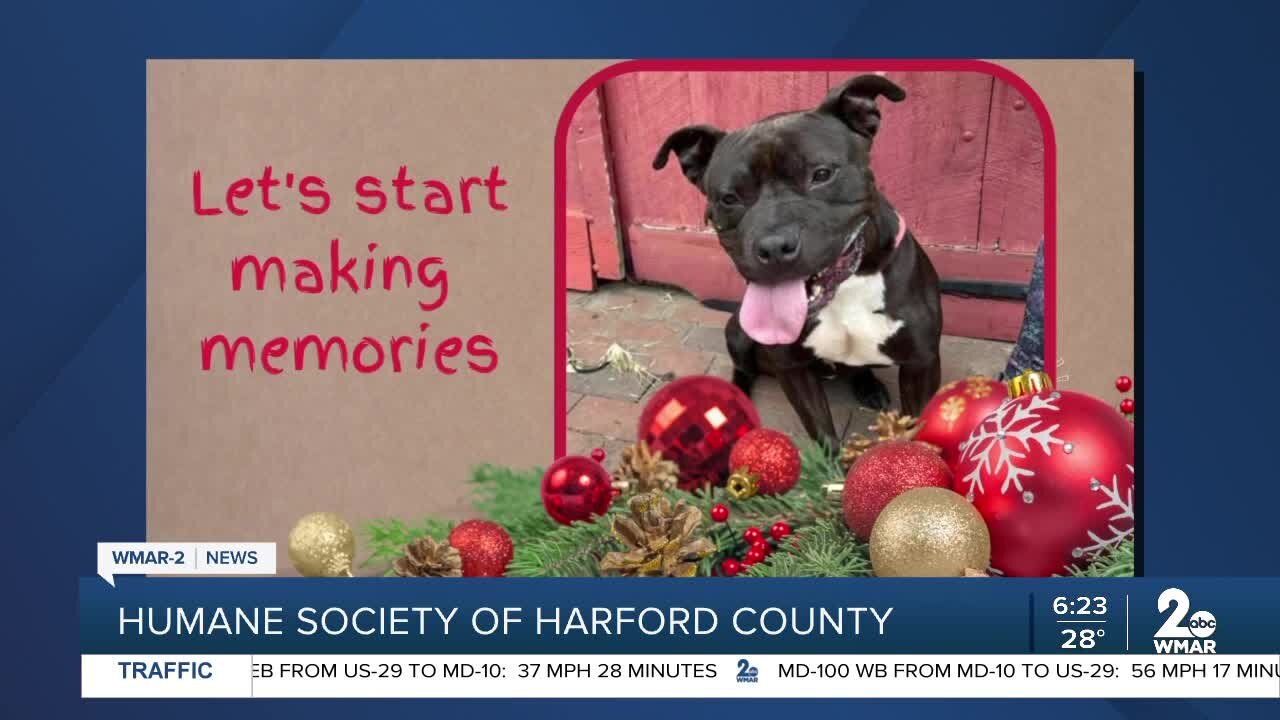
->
[554,60,1056,459]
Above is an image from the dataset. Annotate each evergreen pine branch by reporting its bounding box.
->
[797,438,844,494]
[361,443,1139,580]
[470,463,543,518]
[360,451,1136,578]
[694,441,842,572]
[470,464,558,543]
[361,517,456,575]
[727,489,836,525]
[745,518,872,577]
[1070,538,1135,578]
[698,522,747,575]
[506,516,620,577]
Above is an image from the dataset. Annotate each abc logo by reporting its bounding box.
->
[1187,610,1217,638]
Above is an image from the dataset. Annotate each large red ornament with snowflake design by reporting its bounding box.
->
[915,375,1008,472]
[638,375,760,491]
[729,428,801,495]
[953,371,1134,577]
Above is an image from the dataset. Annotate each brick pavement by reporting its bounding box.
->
[567,282,1013,457]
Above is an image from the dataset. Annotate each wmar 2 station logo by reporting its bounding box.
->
[736,659,759,684]
[1154,588,1217,654]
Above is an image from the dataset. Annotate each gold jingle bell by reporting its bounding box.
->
[725,469,759,500]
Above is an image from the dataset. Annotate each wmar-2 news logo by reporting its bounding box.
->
[1154,588,1217,654]
[736,659,759,684]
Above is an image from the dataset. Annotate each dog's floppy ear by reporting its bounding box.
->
[818,75,906,140]
[653,124,725,190]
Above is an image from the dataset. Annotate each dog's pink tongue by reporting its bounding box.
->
[740,278,808,345]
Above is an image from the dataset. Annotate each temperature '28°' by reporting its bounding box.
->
[1053,595,1112,651]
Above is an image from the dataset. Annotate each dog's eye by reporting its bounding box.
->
[810,167,834,185]
[720,193,741,206]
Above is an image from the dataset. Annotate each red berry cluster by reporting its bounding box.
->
[1115,375,1135,416]
[709,503,791,577]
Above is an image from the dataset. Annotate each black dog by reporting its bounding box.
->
[653,75,942,445]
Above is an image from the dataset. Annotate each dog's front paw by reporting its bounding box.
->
[849,370,892,410]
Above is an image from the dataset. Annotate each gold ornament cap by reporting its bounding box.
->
[1006,369,1054,399]
[726,469,759,500]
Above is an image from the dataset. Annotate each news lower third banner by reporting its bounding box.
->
[80,578,1280,699]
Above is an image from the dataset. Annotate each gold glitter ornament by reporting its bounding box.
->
[869,487,990,577]
[288,512,356,577]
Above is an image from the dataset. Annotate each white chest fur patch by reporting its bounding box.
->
[803,272,903,367]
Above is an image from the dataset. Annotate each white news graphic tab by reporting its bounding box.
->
[82,655,253,698]
[96,543,276,585]
[80,654,1280,699]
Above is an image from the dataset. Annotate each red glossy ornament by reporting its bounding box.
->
[448,519,513,577]
[1115,375,1133,393]
[710,504,730,523]
[721,559,742,577]
[728,428,802,495]
[843,441,953,539]
[541,455,615,525]
[954,377,1135,577]
[770,521,792,540]
[744,548,765,565]
[750,539,769,555]
[914,376,1009,472]
[637,375,760,491]
[590,447,607,463]
[1120,398,1135,414]
[743,526,763,544]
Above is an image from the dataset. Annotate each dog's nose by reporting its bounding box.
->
[754,235,800,264]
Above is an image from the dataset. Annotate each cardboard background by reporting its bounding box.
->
[148,60,1132,574]
[147,61,599,570]
[1000,60,1134,396]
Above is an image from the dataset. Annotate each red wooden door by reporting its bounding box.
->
[564,88,625,290]
[568,71,1043,341]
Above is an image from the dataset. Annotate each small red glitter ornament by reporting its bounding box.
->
[729,428,801,495]
[637,375,760,491]
[541,455,615,525]
[447,519,513,577]
[710,504,729,523]
[843,441,953,539]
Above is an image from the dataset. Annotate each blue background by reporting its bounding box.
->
[2,0,1277,716]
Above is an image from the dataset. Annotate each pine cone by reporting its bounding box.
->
[599,492,715,577]
[840,411,932,470]
[393,536,463,578]
[614,442,680,493]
